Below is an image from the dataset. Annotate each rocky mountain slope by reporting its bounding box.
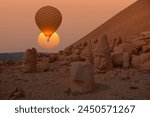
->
[67,0,150,48]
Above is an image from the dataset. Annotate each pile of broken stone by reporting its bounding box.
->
[1,31,150,95]
[62,31,150,72]
[111,31,150,71]
[58,31,150,94]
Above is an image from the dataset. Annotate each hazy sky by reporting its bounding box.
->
[0,0,136,53]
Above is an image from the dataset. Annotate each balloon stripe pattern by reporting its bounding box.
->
[35,6,62,38]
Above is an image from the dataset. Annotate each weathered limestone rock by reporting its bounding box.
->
[73,48,82,55]
[110,37,122,51]
[131,53,150,70]
[132,48,139,55]
[113,43,134,55]
[62,54,79,66]
[142,45,150,53]
[85,40,93,63]
[132,40,146,49]
[112,52,131,68]
[70,62,95,93]
[111,42,133,68]
[112,54,123,67]
[23,48,37,73]
[80,40,93,63]
[140,61,150,71]
[93,35,112,73]
[123,52,131,68]
[131,55,141,67]
[139,31,150,38]
[140,53,150,70]
[80,42,87,61]
[140,53,150,63]
[116,37,122,46]
[63,46,82,64]
[110,38,117,51]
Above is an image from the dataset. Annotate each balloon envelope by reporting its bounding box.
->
[35,6,62,38]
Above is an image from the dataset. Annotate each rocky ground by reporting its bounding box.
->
[0,60,150,100]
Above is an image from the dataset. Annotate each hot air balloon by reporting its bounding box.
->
[35,6,62,42]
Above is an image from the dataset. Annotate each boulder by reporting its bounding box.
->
[131,55,141,67]
[132,40,146,49]
[112,54,123,67]
[140,53,150,64]
[140,53,150,70]
[123,52,131,68]
[110,37,123,51]
[142,45,150,53]
[139,31,150,38]
[70,62,95,93]
[140,61,150,71]
[73,48,81,55]
[112,52,131,68]
[115,37,123,46]
[113,43,134,55]
[110,38,117,51]
[131,53,150,70]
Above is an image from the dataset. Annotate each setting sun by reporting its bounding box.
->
[38,32,60,49]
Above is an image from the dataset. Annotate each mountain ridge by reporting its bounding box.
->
[66,0,150,48]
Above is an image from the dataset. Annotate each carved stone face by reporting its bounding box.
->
[93,55,100,68]
[93,50,110,70]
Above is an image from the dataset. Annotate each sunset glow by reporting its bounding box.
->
[0,0,137,52]
[38,32,60,49]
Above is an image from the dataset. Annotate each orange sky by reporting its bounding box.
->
[0,0,137,53]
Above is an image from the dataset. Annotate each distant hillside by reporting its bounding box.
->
[0,52,24,61]
[67,0,150,48]
[0,52,52,62]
